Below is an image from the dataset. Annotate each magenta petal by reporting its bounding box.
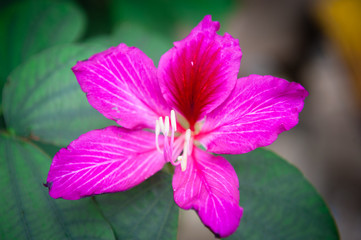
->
[158,15,242,127]
[200,75,308,154]
[73,44,168,129]
[46,126,165,200]
[172,148,242,237]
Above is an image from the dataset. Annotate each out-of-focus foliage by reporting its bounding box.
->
[3,44,113,147]
[95,172,179,239]
[110,0,237,36]
[0,134,116,240]
[226,149,339,240]
[0,0,85,107]
[0,134,179,239]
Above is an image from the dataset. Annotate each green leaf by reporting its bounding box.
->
[0,134,116,240]
[225,148,339,239]
[110,0,175,36]
[112,23,172,65]
[171,0,238,27]
[94,171,179,240]
[31,139,61,158]
[0,114,5,130]
[0,0,86,105]
[2,43,113,146]
[110,0,237,36]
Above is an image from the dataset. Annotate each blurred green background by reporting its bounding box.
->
[0,0,360,239]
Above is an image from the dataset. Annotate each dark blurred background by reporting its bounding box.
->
[1,0,360,239]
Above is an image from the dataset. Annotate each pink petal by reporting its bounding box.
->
[73,44,168,129]
[172,148,242,237]
[199,75,308,154]
[46,126,165,200]
[158,15,242,127]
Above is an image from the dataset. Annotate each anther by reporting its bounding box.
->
[174,156,182,166]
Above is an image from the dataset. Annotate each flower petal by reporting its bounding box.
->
[46,126,165,200]
[73,44,168,129]
[158,15,242,127]
[172,148,242,237]
[199,75,308,154]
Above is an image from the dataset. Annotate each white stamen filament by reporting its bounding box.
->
[155,111,193,171]
[155,111,177,155]
[164,116,170,136]
[180,129,192,171]
[170,110,177,131]
[158,117,165,133]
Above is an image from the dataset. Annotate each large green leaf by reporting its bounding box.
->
[171,0,237,28]
[225,148,339,239]
[0,0,86,104]
[110,0,237,36]
[0,114,5,130]
[0,134,116,240]
[110,0,175,36]
[95,171,179,240]
[2,44,113,146]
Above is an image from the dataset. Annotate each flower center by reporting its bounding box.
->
[155,110,192,171]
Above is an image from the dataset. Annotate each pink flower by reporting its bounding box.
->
[46,16,308,237]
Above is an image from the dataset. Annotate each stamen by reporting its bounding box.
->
[173,156,182,166]
[170,112,175,151]
[181,129,192,171]
[164,116,170,136]
[170,110,177,131]
[155,110,192,168]
[159,117,165,133]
